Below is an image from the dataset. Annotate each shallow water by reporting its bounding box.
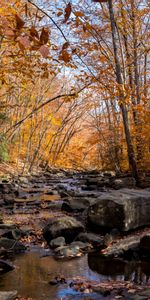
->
[0,251,105,300]
[1,249,150,300]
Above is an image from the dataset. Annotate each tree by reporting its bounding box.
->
[107,0,140,184]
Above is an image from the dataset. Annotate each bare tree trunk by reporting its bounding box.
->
[107,0,140,185]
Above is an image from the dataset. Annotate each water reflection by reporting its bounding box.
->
[88,253,150,284]
[0,252,101,300]
[1,251,150,300]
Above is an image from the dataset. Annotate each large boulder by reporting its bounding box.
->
[43,216,84,243]
[88,189,150,232]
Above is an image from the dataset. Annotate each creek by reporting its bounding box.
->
[1,249,150,299]
[1,171,150,299]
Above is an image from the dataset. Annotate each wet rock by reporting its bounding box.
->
[104,229,120,246]
[3,195,15,205]
[59,191,70,198]
[104,233,114,246]
[0,183,14,194]
[88,188,150,231]
[0,224,16,230]
[139,177,150,188]
[111,177,136,189]
[0,291,17,300]
[62,197,96,212]
[57,184,68,191]
[54,245,82,258]
[86,177,110,188]
[123,289,150,300]
[19,176,29,185]
[50,237,66,249]
[1,229,24,240]
[103,171,116,177]
[0,228,23,240]
[46,190,58,196]
[43,216,84,243]
[70,241,92,251]
[49,275,67,285]
[0,259,15,273]
[0,238,26,252]
[76,232,104,248]
[101,235,141,258]
[16,192,29,199]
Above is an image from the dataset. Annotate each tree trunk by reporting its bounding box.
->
[107,0,140,185]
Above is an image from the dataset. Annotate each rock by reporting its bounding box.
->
[140,234,150,253]
[50,237,66,249]
[0,291,17,300]
[104,233,114,246]
[70,241,92,251]
[0,238,26,252]
[0,227,23,240]
[132,289,150,300]
[86,177,110,188]
[62,197,96,212]
[0,225,22,239]
[54,245,82,258]
[0,259,15,273]
[0,183,14,194]
[0,224,16,230]
[19,176,29,185]
[3,195,15,205]
[101,235,141,258]
[111,177,136,189]
[49,275,67,285]
[43,216,84,243]
[88,188,150,232]
[76,232,104,248]
[103,171,116,177]
[104,229,120,246]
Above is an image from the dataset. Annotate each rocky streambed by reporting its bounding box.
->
[0,170,150,300]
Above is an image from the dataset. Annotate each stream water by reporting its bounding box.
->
[0,250,106,300]
[1,249,150,300]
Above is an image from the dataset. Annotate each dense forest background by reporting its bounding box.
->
[0,0,149,181]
